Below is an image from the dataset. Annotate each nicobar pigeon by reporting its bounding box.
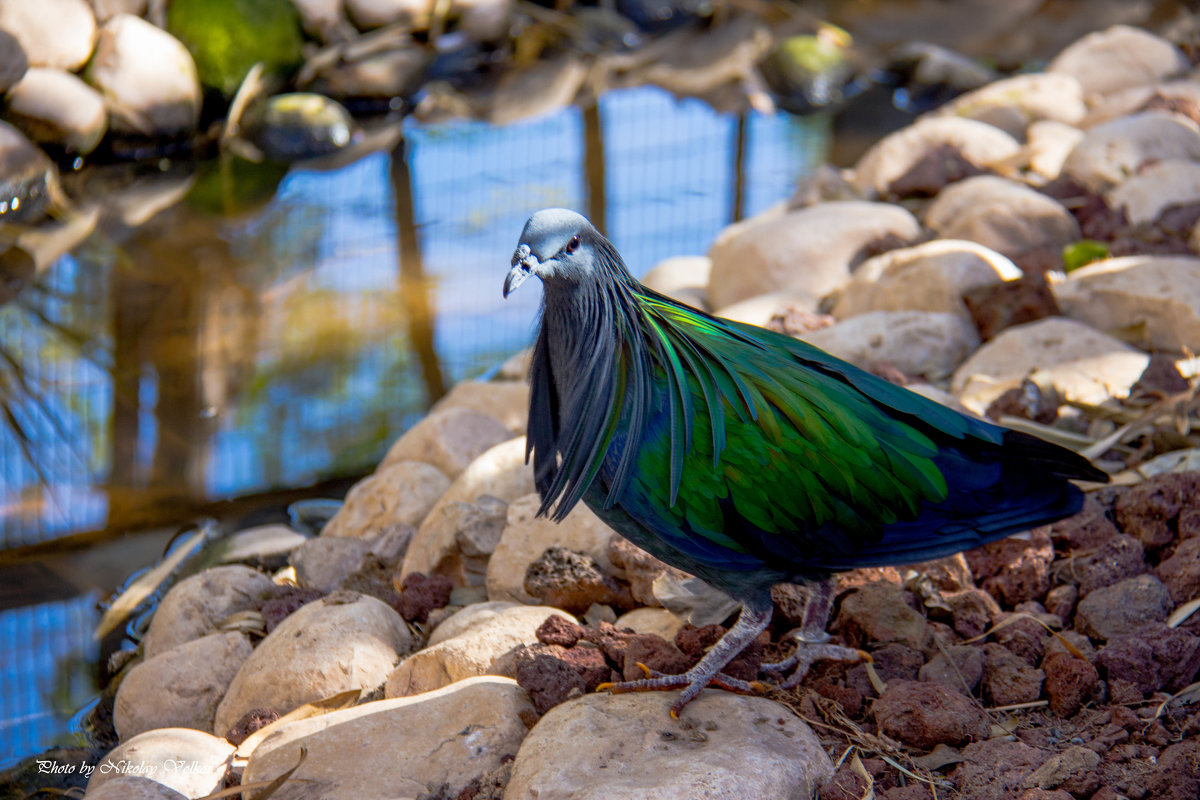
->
[503,208,1108,716]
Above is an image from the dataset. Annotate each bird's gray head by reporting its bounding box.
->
[504,208,601,298]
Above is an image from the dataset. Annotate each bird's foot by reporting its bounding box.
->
[597,663,769,718]
[761,640,870,689]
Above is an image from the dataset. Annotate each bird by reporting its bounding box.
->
[503,208,1108,716]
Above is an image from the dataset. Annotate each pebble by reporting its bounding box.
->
[488,493,620,604]
[214,591,416,734]
[835,581,930,650]
[403,495,508,588]
[981,642,1045,706]
[84,776,186,800]
[1106,160,1200,224]
[1096,623,1200,695]
[801,310,979,383]
[88,728,233,798]
[831,239,1020,324]
[1062,111,1200,192]
[964,529,1054,607]
[0,0,95,71]
[1047,24,1187,99]
[641,255,712,309]
[243,677,533,800]
[1157,536,1200,604]
[289,535,374,592]
[321,459,449,539]
[385,602,571,696]
[934,73,1086,137]
[950,317,1150,413]
[88,14,202,136]
[706,201,920,310]
[505,691,833,800]
[381,406,513,479]
[430,379,530,434]
[114,631,253,739]
[1052,256,1200,353]
[924,175,1081,260]
[1042,652,1098,717]
[141,565,275,658]
[5,67,107,154]
[952,738,1051,800]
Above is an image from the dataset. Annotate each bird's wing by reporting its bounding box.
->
[621,290,1098,570]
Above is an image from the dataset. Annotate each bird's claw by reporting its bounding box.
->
[595,667,766,717]
[760,642,869,689]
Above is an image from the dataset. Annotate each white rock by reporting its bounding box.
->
[641,255,713,308]
[0,0,95,71]
[17,203,100,271]
[936,73,1086,138]
[88,729,233,798]
[321,459,449,539]
[386,603,572,696]
[1052,256,1200,352]
[455,0,513,42]
[1107,160,1200,225]
[1062,111,1200,191]
[1026,120,1085,182]
[5,68,107,154]
[831,239,1020,324]
[88,0,147,23]
[924,175,1080,259]
[851,116,1020,196]
[87,15,201,135]
[431,380,530,434]
[382,406,514,479]
[504,691,833,800]
[802,311,979,383]
[487,54,588,126]
[1048,24,1187,99]
[289,536,374,592]
[0,29,27,95]
[345,0,431,29]
[84,776,185,800]
[214,591,416,734]
[291,0,349,41]
[401,437,535,582]
[707,201,921,310]
[142,566,275,658]
[951,317,1150,413]
[243,677,533,800]
[615,607,685,640]
[214,523,307,566]
[114,632,253,740]
[487,493,617,605]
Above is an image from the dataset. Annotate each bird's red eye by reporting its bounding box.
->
[566,235,581,254]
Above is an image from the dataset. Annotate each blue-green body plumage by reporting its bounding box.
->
[511,210,1106,613]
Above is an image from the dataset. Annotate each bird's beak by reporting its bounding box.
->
[504,244,537,298]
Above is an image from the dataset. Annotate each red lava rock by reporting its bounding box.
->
[952,739,1052,800]
[962,276,1060,342]
[1096,623,1200,695]
[966,529,1053,607]
[887,142,990,198]
[993,612,1050,666]
[672,623,763,681]
[224,707,280,745]
[675,623,723,658]
[1016,791,1072,800]
[873,680,990,749]
[770,582,815,626]
[523,546,635,614]
[1042,652,1099,717]
[765,306,837,337]
[1144,740,1200,800]
[982,642,1045,706]
[919,644,983,693]
[1071,534,1148,596]
[947,588,1001,639]
[1044,584,1077,626]
[580,621,637,665]
[535,614,584,648]
[622,634,694,681]
[1131,353,1191,398]
[515,649,587,715]
[823,757,901,800]
[835,581,930,650]
[867,642,925,682]
[259,587,324,632]
[815,681,864,718]
[880,786,935,800]
[557,643,611,690]
[1157,536,1200,604]
[1114,472,1200,553]
[1075,574,1173,640]
[395,572,453,623]
[1049,495,1120,551]
[606,536,690,607]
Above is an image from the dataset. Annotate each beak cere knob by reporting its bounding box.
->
[504,245,536,298]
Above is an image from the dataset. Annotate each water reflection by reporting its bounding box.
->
[0,85,825,552]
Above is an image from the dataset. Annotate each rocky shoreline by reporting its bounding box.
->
[18,17,1200,800]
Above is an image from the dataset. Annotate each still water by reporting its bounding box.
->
[0,85,824,766]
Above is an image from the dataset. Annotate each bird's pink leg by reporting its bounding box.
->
[598,605,773,717]
[761,579,868,688]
